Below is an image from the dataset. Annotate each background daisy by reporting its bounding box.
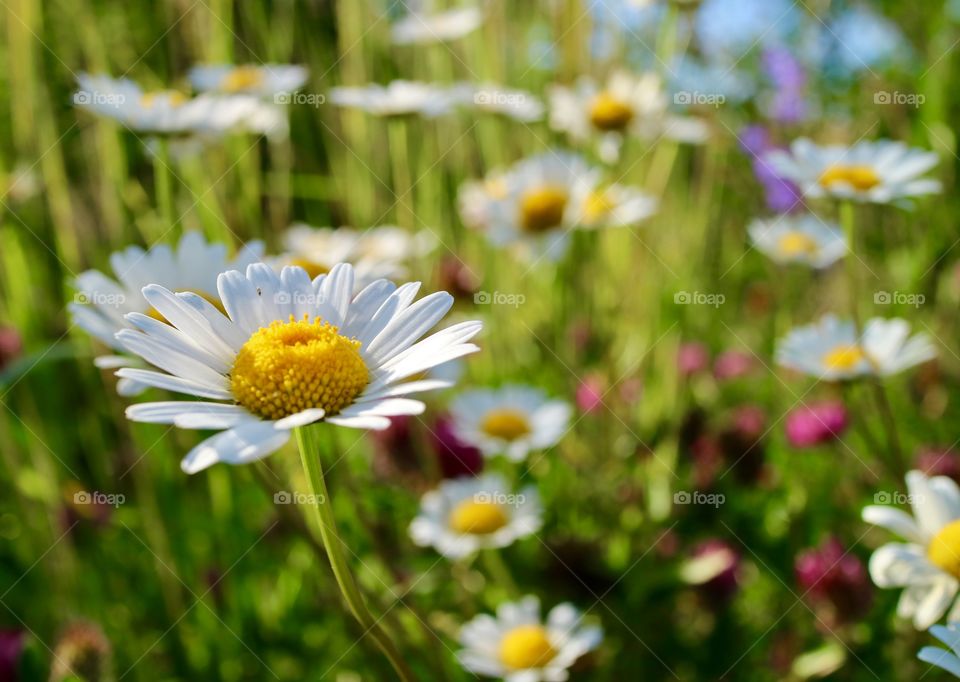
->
[748,214,847,268]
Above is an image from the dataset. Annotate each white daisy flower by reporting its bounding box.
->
[863,471,960,629]
[747,214,847,269]
[409,473,542,559]
[764,138,941,204]
[577,182,658,229]
[391,6,483,45]
[329,81,456,118]
[273,224,434,289]
[69,232,264,396]
[458,171,510,230]
[74,74,283,137]
[114,262,482,473]
[548,70,709,163]
[919,623,960,677]
[480,152,600,262]
[449,385,572,462]
[776,314,936,380]
[458,596,602,681]
[188,64,308,97]
[452,83,545,122]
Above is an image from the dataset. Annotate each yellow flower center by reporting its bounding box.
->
[230,316,368,420]
[499,625,557,670]
[519,186,568,233]
[818,164,881,192]
[146,289,225,324]
[448,500,509,535]
[220,66,264,93]
[929,520,960,578]
[140,91,187,108]
[288,257,330,280]
[822,344,866,371]
[589,92,634,132]
[777,231,819,257]
[481,409,531,442]
[583,190,614,224]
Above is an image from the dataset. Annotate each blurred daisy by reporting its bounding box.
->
[747,214,846,268]
[188,64,308,97]
[70,232,263,396]
[391,6,483,45]
[549,70,708,163]
[776,315,936,380]
[919,623,960,677]
[115,263,482,473]
[449,385,572,462]
[453,83,544,122]
[74,73,283,137]
[479,152,599,261]
[409,473,542,559]
[274,224,433,289]
[765,138,941,204]
[578,183,658,229]
[330,81,456,117]
[458,171,510,230]
[458,596,602,681]
[863,471,960,629]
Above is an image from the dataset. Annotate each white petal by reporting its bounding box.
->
[273,408,326,429]
[181,421,290,473]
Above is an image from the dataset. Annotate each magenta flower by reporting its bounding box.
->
[575,376,605,414]
[678,342,710,377]
[430,415,483,479]
[795,536,872,627]
[784,401,848,448]
[713,350,755,381]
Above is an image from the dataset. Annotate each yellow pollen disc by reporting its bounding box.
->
[221,66,264,93]
[589,92,634,131]
[230,316,368,420]
[583,190,614,223]
[777,231,819,257]
[448,500,509,535]
[147,289,225,324]
[818,164,881,192]
[481,409,531,442]
[929,520,960,578]
[519,186,568,233]
[141,91,187,108]
[822,344,866,371]
[499,626,557,670]
[288,257,331,280]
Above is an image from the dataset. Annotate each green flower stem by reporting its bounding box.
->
[871,380,906,481]
[295,424,415,682]
[481,548,520,598]
[839,200,861,330]
[153,137,175,231]
[388,117,415,229]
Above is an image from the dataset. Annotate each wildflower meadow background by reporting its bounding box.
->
[3,0,960,680]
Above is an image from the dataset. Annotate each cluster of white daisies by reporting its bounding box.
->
[71,227,599,680]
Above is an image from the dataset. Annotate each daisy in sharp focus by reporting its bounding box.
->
[747,214,847,269]
[477,152,600,262]
[409,473,542,559]
[449,386,572,462]
[329,81,456,118]
[458,596,602,681]
[70,232,263,396]
[919,623,960,677]
[74,73,284,137]
[113,262,482,473]
[776,314,936,380]
[188,64,308,98]
[549,70,708,163]
[863,471,960,628]
[391,6,483,45]
[764,138,941,204]
[273,224,434,290]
